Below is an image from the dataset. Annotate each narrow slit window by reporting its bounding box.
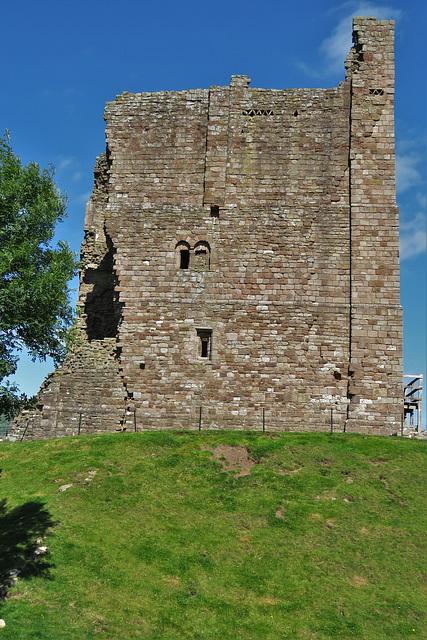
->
[201,337,209,358]
[196,329,212,359]
[175,241,191,270]
[180,249,190,269]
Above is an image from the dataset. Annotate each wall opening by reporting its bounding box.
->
[242,109,274,117]
[196,329,212,359]
[193,241,211,271]
[180,249,190,269]
[175,241,191,269]
[83,232,123,341]
[210,205,220,218]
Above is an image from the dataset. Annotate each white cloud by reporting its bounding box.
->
[400,212,427,260]
[56,157,87,184]
[78,191,92,203]
[295,61,323,80]
[318,3,402,76]
[397,138,420,154]
[396,154,423,193]
[416,192,427,209]
[319,15,353,75]
[58,156,75,171]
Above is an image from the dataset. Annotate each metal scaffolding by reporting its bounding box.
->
[403,374,423,433]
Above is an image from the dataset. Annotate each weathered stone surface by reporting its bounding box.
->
[58,485,73,492]
[10,18,402,438]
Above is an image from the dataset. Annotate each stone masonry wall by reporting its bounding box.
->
[345,19,402,432]
[10,17,403,440]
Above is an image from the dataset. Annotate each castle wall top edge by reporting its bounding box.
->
[105,17,395,114]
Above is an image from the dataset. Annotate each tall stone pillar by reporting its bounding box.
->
[346,17,403,433]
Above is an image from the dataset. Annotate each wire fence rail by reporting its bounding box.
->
[1,404,408,442]
[0,423,9,438]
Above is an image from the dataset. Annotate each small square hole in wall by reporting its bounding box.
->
[196,328,212,359]
[210,205,220,218]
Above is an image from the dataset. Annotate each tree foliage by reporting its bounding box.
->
[0,132,78,417]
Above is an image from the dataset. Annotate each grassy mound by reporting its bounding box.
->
[0,431,425,639]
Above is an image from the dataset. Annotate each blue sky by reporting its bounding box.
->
[2,0,426,424]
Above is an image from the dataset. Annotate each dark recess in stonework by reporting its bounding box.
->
[84,234,123,340]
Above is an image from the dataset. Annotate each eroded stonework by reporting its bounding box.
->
[12,17,403,439]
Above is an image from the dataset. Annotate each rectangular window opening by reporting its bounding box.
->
[180,249,190,269]
[201,338,209,358]
[210,205,220,218]
[196,328,212,360]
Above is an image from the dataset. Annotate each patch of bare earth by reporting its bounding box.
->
[278,466,303,476]
[348,575,368,587]
[202,445,257,477]
[369,459,386,466]
[275,506,285,519]
[258,596,279,605]
[380,475,407,507]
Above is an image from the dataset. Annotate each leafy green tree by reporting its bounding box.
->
[0,132,78,417]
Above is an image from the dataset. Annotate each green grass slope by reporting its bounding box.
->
[0,431,425,639]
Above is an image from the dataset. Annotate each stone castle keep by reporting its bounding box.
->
[13,17,403,439]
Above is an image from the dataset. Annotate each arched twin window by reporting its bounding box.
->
[176,241,190,269]
[175,241,211,271]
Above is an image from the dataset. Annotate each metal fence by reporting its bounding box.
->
[6,401,417,442]
[0,422,9,437]
[12,404,381,441]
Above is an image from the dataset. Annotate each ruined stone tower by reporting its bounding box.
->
[12,17,403,439]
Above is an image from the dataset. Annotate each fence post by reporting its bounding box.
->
[78,413,82,436]
[330,408,333,435]
[198,406,202,432]
[401,413,404,439]
[262,408,265,434]
[134,409,137,432]
[20,420,29,442]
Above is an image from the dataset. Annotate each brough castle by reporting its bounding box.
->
[12,17,403,439]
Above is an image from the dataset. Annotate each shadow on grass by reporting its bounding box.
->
[0,497,56,599]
